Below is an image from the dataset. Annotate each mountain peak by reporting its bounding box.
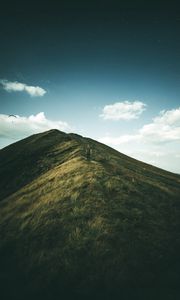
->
[0,130,180,299]
[45,128,66,135]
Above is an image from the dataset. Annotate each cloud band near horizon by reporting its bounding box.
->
[0,112,71,141]
[99,107,180,145]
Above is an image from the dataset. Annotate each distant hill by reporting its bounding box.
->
[0,129,180,300]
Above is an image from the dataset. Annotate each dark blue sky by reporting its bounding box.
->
[1,1,180,87]
[0,0,180,172]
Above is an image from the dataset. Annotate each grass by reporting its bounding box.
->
[0,129,180,299]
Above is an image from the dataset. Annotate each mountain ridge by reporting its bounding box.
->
[0,129,179,202]
[0,129,180,299]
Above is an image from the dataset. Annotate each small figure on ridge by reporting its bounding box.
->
[85,144,92,160]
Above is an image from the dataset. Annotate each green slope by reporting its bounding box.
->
[0,129,180,299]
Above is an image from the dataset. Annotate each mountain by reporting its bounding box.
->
[0,129,180,300]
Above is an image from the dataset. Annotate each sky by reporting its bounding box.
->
[0,0,180,173]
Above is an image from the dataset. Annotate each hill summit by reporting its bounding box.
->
[0,129,180,299]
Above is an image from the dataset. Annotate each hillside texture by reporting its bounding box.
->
[0,129,180,299]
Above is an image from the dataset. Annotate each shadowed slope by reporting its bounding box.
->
[0,129,180,299]
[0,130,90,200]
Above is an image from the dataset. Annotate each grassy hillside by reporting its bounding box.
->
[0,129,180,299]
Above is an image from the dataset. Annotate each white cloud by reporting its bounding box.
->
[99,108,180,145]
[99,134,141,145]
[139,108,180,143]
[0,112,71,141]
[98,107,180,173]
[0,79,46,97]
[100,101,146,120]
